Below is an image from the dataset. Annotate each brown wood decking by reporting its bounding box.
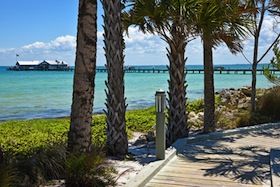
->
[146,126,280,187]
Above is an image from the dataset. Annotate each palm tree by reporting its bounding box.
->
[124,0,197,145]
[103,0,128,157]
[68,0,97,154]
[242,0,280,112]
[194,0,249,133]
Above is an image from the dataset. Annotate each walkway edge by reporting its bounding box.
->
[270,148,280,187]
[124,148,176,187]
[185,122,280,144]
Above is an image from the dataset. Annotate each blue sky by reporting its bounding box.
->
[0,0,278,66]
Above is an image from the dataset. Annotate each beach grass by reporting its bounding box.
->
[0,107,158,156]
[0,101,206,156]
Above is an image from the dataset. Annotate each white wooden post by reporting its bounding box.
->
[155,89,166,160]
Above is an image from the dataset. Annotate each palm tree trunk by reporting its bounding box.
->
[251,35,259,112]
[103,0,128,158]
[203,38,215,133]
[68,0,97,154]
[251,63,257,112]
[251,1,265,112]
[166,31,188,146]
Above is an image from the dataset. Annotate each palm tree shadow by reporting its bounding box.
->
[177,127,280,185]
[271,149,280,178]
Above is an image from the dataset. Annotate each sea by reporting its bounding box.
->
[0,64,274,121]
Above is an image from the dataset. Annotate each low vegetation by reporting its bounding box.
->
[0,107,156,156]
[0,108,156,186]
[258,86,280,121]
[0,88,279,186]
[66,149,116,187]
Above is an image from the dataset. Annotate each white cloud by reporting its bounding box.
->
[1,16,279,66]
[22,42,46,50]
[21,35,76,51]
[96,27,165,55]
[0,48,15,53]
[0,35,77,65]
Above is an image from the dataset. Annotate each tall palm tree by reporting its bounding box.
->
[103,0,128,157]
[124,0,197,145]
[68,0,97,154]
[194,0,249,133]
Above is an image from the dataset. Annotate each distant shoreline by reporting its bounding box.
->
[0,105,155,122]
[0,63,271,68]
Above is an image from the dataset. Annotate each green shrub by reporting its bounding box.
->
[215,111,236,129]
[236,111,252,127]
[187,99,204,113]
[0,107,157,186]
[0,164,16,187]
[258,86,280,121]
[92,115,107,147]
[187,96,221,113]
[236,111,270,128]
[0,119,69,156]
[126,107,155,132]
[66,149,116,187]
[1,144,116,187]
[2,144,65,187]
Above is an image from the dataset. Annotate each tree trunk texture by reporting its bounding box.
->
[251,1,265,112]
[251,63,257,112]
[251,34,259,112]
[166,31,188,146]
[103,0,128,158]
[68,0,97,154]
[203,38,215,133]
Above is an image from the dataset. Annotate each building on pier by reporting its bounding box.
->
[9,60,70,71]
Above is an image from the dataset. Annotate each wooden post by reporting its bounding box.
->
[155,90,166,160]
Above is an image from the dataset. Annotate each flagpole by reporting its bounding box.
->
[16,54,19,63]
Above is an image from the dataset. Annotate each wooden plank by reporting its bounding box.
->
[147,177,262,187]
[145,182,193,187]
[154,171,267,185]
[174,156,270,164]
[153,175,265,187]
[155,173,239,183]
[270,149,280,187]
[161,165,268,174]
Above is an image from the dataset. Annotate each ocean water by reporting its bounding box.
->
[0,64,274,120]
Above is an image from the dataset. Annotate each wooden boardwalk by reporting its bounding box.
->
[146,125,280,187]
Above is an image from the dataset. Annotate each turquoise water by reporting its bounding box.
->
[0,65,274,120]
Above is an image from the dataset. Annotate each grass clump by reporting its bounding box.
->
[0,163,16,187]
[187,99,204,113]
[235,111,270,128]
[66,149,116,187]
[0,119,69,156]
[258,86,280,121]
[126,107,155,132]
[187,95,221,114]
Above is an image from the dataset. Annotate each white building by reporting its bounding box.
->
[13,60,69,71]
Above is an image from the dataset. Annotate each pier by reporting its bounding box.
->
[96,68,280,74]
